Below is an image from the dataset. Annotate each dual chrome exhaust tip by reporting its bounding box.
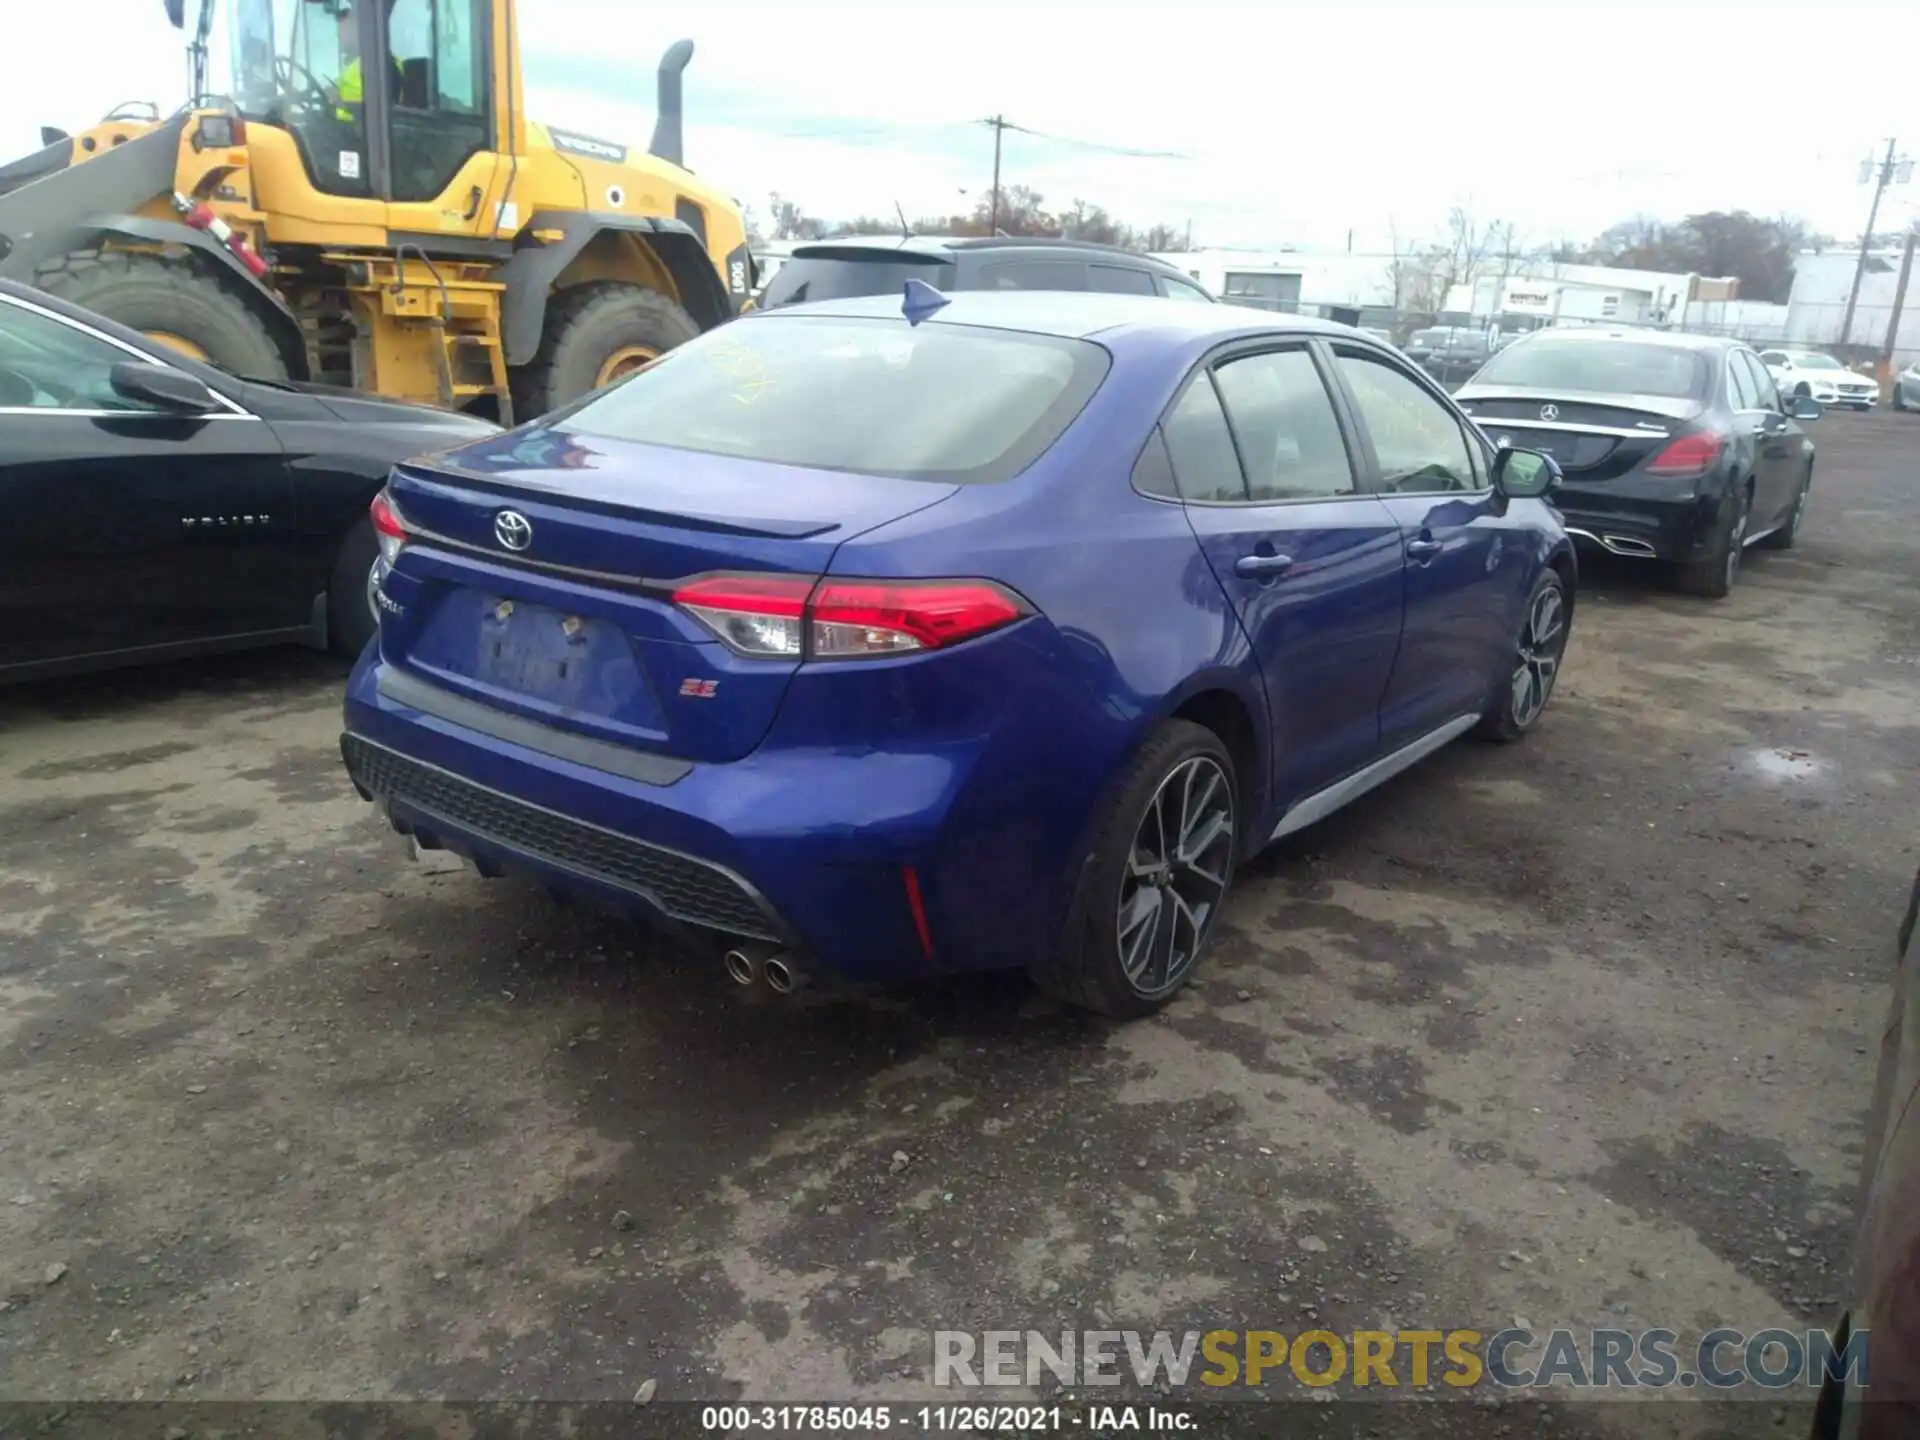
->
[1566,526,1658,559]
[724,943,805,994]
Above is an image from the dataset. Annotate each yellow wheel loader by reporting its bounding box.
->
[0,0,754,424]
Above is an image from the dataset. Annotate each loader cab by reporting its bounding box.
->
[224,0,502,225]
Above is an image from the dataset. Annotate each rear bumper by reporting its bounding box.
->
[1553,475,1725,562]
[340,643,1115,982]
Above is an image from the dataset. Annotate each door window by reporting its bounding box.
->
[228,0,373,197]
[386,0,492,203]
[1334,351,1481,494]
[1210,348,1356,501]
[1160,375,1247,502]
[0,300,170,413]
[1089,265,1157,295]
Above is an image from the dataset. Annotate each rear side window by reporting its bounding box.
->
[1160,376,1247,502]
[1090,265,1156,295]
[757,254,955,309]
[553,315,1109,485]
[1157,275,1214,303]
[1727,353,1760,410]
[979,260,1089,291]
[1472,339,1709,399]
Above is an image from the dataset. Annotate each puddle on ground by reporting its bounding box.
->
[1743,746,1827,782]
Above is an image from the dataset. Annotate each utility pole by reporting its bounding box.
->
[1841,138,1910,346]
[1883,226,1918,369]
[982,115,1007,235]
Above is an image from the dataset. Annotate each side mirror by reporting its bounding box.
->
[110,361,220,414]
[1788,395,1823,421]
[1491,445,1561,499]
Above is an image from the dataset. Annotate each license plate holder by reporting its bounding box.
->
[475,600,599,705]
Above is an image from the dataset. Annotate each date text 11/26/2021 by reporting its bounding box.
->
[698,1405,1195,1431]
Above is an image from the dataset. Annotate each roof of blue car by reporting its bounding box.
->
[754,290,1365,345]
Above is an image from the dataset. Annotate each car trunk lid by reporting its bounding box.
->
[1456,388,1706,480]
[378,430,958,765]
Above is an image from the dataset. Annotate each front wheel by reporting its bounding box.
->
[1476,569,1570,743]
[1033,720,1238,1018]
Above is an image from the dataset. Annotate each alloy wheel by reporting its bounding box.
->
[1116,756,1234,998]
[365,559,384,629]
[1511,583,1567,729]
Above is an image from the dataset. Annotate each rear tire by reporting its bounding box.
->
[1761,465,1811,550]
[511,282,701,420]
[326,517,380,659]
[34,248,289,379]
[1476,568,1570,743]
[1674,486,1750,599]
[1032,719,1237,1019]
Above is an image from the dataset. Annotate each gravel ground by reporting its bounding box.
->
[2,409,1915,1437]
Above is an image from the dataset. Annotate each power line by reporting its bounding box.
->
[977,114,1189,233]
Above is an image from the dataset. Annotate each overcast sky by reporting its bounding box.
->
[9,1,1917,253]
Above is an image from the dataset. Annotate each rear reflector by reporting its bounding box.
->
[901,864,935,959]
[1645,430,1726,479]
[672,574,1029,660]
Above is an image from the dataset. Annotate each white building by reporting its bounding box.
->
[1444,262,1734,329]
[1151,248,1401,329]
[1782,248,1920,367]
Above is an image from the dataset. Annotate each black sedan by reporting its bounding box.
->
[1453,328,1822,599]
[1404,327,1493,385]
[0,278,496,681]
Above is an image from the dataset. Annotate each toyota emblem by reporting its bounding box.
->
[493,510,533,551]
[1539,403,1560,421]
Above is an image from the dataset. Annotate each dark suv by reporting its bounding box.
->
[753,237,1217,310]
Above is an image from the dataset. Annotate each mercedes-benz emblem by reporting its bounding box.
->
[493,510,533,551]
[1539,403,1560,421]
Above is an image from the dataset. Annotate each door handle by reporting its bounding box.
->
[1406,537,1444,561]
[1234,552,1294,579]
[461,185,484,221]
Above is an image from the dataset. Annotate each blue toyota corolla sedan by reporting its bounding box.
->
[341,288,1574,1016]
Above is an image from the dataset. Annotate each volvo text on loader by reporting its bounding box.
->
[0,0,755,424]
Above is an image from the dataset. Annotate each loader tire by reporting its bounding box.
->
[33,249,289,380]
[511,282,701,420]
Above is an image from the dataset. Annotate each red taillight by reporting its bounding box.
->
[811,579,1026,656]
[369,489,408,566]
[671,573,1029,660]
[1645,430,1726,479]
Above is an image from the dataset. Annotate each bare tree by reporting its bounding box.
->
[1384,221,1442,320]
[766,192,825,242]
[1428,207,1506,315]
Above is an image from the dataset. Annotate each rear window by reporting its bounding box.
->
[1470,339,1709,399]
[553,315,1110,484]
[757,252,955,309]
